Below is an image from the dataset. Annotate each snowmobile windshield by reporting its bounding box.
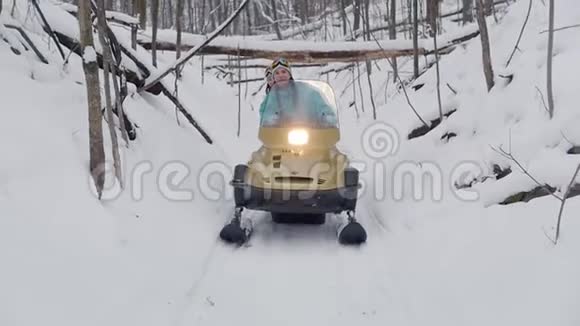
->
[259,80,339,129]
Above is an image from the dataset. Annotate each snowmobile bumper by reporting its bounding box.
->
[232,183,358,214]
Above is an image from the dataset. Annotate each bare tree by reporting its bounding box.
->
[412,0,419,78]
[120,0,130,14]
[152,0,160,66]
[270,0,283,39]
[200,0,207,32]
[475,0,494,91]
[134,0,146,29]
[176,0,184,59]
[427,0,438,36]
[353,0,361,31]
[484,0,492,16]
[338,0,347,35]
[0,0,3,14]
[462,0,473,23]
[79,0,106,198]
[389,0,397,83]
[546,0,555,118]
[433,20,443,121]
[363,0,370,40]
[244,1,252,35]
[95,0,123,187]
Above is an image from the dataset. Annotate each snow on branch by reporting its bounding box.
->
[137,24,480,63]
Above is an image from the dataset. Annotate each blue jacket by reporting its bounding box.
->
[259,81,337,128]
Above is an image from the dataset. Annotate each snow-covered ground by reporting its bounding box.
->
[1,0,579,325]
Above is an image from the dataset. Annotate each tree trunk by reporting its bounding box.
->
[413,0,419,78]
[152,0,159,66]
[433,26,443,121]
[406,0,412,39]
[270,0,283,39]
[95,0,123,188]
[135,0,146,29]
[244,2,252,35]
[389,0,397,83]
[232,0,240,35]
[462,0,473,23]
[546,0,555,118]
[339,0,347,36]
[167,0,174,29]
[78,0,105,198]
[484,0,492,16]
[210,0,218,30]
[363,0,370,40]
[0,0,3,14]
[199,0,207,32]
[475,0,494,91]
[427,0,438,36]
[176,0,184,59]
[187,0,194,32]
[353,0,361,31]
[120,0,129,14]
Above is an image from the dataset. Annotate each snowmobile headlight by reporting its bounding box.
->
[288,129,309,145]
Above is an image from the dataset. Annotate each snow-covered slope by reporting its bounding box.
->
[1,0,579,325]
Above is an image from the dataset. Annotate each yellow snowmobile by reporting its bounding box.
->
[219,80,366,245]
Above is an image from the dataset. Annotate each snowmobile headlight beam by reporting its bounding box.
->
[288,129,309,145]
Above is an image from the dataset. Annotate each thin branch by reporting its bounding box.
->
[237,46,241,137]
[505,0,532,67]
[369,31,429,128]
[365,61,377,119]
[535,85,549,114]
[30,0,66,60]
[490,145,563,201]
[355,61,366,113]
[3,24,49,64]
[446,83,458,94]
[542,226,556,245]
[555,163,580,242]
[539,23,580,34]
[560,131,576,147]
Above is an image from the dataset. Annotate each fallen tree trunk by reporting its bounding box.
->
[205,62,326,70]
[138,26,480,63]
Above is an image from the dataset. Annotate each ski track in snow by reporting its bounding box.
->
[169,178,399,325]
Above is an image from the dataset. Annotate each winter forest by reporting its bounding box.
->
[1,0,579,325]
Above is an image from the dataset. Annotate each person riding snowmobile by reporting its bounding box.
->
[259,58,337,128]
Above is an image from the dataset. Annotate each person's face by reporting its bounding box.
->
[274,68,290,85]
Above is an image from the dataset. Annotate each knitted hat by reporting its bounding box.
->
[270,57,292,77]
